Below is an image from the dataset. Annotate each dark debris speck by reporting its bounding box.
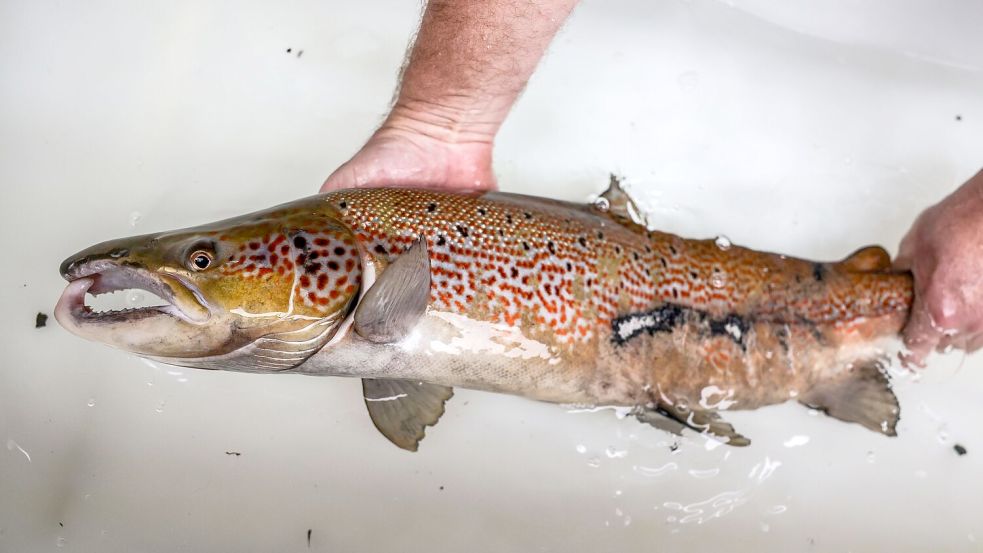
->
[35,312,48,328]
[307,529,312,547]
[955,114,962,121]
[954,444,968,456]
[225,451,241,456]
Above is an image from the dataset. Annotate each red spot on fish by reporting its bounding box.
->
[300,275,311,287]
[316,274,328,290]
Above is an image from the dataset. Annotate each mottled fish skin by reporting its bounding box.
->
[56,186,914,444]
[300,188,911,410]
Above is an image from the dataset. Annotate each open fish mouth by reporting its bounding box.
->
[56,260,210,326]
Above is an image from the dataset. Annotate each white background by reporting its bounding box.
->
[2,0,982,551]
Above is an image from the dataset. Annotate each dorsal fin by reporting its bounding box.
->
[837,246,892,273]
[594,174,649,231]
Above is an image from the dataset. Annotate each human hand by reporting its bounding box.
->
[895,169,983,366]
[321,106,497,193]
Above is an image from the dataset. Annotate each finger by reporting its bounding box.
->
[900,293,944,368]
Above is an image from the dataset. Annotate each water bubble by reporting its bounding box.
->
[586,457,601,468]
[129,211,142,227]
[87,398,96,407]
[866,451,876,464]
[575,444,587,454]
[593,197,610,213]
[623,515,632,527]
[128,291,145,304]
[714,235,732,250]
[710,273,727,288]
[605,446,628,459]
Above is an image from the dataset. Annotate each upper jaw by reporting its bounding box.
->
[56,259,210,326]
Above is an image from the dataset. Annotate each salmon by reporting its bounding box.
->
[55,179,912,450]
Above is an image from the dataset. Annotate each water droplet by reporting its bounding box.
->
[783,435,810,448]
[614,489,623,496]
[605,446,627,459]
[155,400,166,413]
[765,350,774,359]
[615,508,623,517]
[623,515,632,526]
[710,273,727,288]
[128,211,142,227]
[586,457,601,468]
[942,344,954,354]
[87,398,96,407]
[593,197,610,213]
[767,505,787,515]
[714,235,731,250]
[843,156,854,165]
[866,451,876,464]
[677,71,700,91]
[761,522,770,533]
[788,389,798,398]
[128,291,145,304]
[575,444,587,454]
[674,398,689,413]
[938,430,951,444]
[56,537,66,548]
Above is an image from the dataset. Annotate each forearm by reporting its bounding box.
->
[382,0,578,144]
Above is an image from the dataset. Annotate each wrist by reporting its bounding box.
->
[380,96,508,147]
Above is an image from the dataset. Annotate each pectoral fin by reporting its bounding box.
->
[637,404,751,446]
[800,360,900,436]
[362,379,453,452]
[353,238,430,343]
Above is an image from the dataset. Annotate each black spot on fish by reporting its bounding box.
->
[338,201,347,210]
[578,237,588,248]
[477,207,486,216]
[308,251,319,260]
[326,260,339,271]
[614,245,622,255]
[374,244,387,254]
[597,231,605,240]
[812,263,825,282]
[706,313,750,350]
[522,241,530,251]
[547,241,556,255]
[795,275,802,284]
[690,271,698,279]
[456,225,469,238]
[524,212,532,220]
[505,214,513,225]
[427,202,437,213]
[672,288,678,299]
[510,267,519,278]
[645,246,652,253]
[305,263,321,274]
[293,236,307,249]
[611,304,683,345]
[633,252,640,261]
[669,246,678,255]
[775,325,790,353]
[586,278,593,288]
[436,235,446,246]
[565,262,573,271]
[660,258,668,268]
[334,246,345,256]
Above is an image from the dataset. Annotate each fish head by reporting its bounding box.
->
[55,201,362,372]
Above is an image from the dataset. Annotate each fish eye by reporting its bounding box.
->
[189,250,213,271]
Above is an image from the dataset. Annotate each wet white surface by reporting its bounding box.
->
[2,0,982,551]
